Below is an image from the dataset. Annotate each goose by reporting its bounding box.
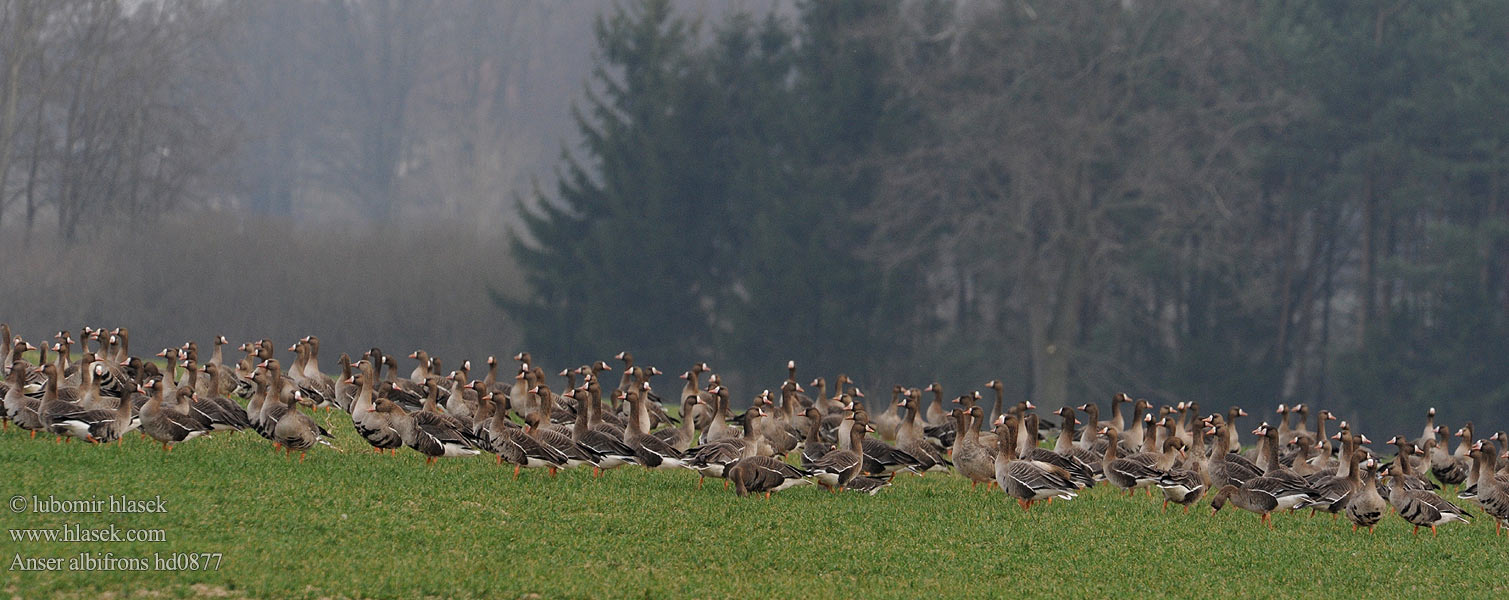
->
[872,385,905,442]
[1210,485,1279,529]
[1416,406,1438,449]
[808,412,868,492]
[952,408,996,489]
[1052,406,1104,474]
[760,382,803,457]
[332,354,358,413]
[1240,425,1323,512]
[528,403,600,472]
[799,407,833,468]
[1387,461,1471,536]
[620,385,689,470]
[1465,442,1509,535]
[1224,406,1248,452]
[348,371,403,455]
[487,407,567,478]
[397,397,483,465]
[858,398,924,477]
[1382,436,1437,495]
[1428,425,1469,485]
[287,341,336,410]
[1289,404,1311,437]
[570,387,637,477]
[3,361,45,437]
[1156,459,1209,512]
[183,362,251,432]
[652,388,700,452]
[1122,400,1152,453]
[1099,392,1130,432]
[677,363,715,431]
[843,476,892,495]
[895,392,950,474]
[994,415,1078,510]
[922,382,946,427]
[688,406,769,488]
[138,381,210,451]
[1204,422,1261,488]
[1274,404,1293,440]
[701,385,736,445]
[1345,459,1386,534]
[1101,428,1181,496]
[274,390,337,462]
[37,364,105,443]
[1302,438,1367,518]
[1016,413,1095,489]
[727,455,813,499]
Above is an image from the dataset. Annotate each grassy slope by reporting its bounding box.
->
[2,416,1506,599]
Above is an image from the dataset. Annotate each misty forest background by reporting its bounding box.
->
[0,0,1506,437]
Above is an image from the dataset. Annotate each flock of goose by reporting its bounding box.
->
[2,324,1507,536]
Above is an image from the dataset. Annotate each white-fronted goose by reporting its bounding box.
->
[1156,460,1209,512]
[183,361,251,432]
[620,385,689,470]
[652,389,700,452]
[1204,422,1261,489]
[138,381,210,451]
[799,407,833,467]
[895,392,950,474]
[1101,429,1180,496]
[1210,484,1279,529]
[37,364,104,443]
[570,387,636,477]
[727,455,812,499]
[808,412,867,492]
[488,408,566,478]
[1015,413,1094,489]
[872,385,904,442]
[1302,434,1366,518]
[1345,459,1386,534]
[952,408,995,489]
[1387,461,1471,536]
[843,476,891,495]
[274,390,337,462]
[349,371,403,455]
[994,415,1078,510]
[1052,406,1104,473]
[922,382,945,427]
[1465,442,1509,535]
[332,353,357,413]
[3,361,44,437]
[688,406,768,488]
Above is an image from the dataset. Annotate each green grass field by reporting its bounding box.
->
[2,413,1506,599]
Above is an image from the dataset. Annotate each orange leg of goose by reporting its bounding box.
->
[698,476,704,489]
[593,467,602,478]
[1162,500,1170,511]
[299,452,306,463]
[1412,525,1420,536]
[31,430,36,439]
[722,479,729,490]
[513,465,521,479]
[549,467,558,477]
[1430,525,1437,537]
[764,491,771,500]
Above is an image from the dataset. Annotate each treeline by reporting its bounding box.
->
[0,0,598,235]
[511,0,1509,436]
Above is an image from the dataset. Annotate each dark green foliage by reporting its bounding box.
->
[506,0,909,390]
